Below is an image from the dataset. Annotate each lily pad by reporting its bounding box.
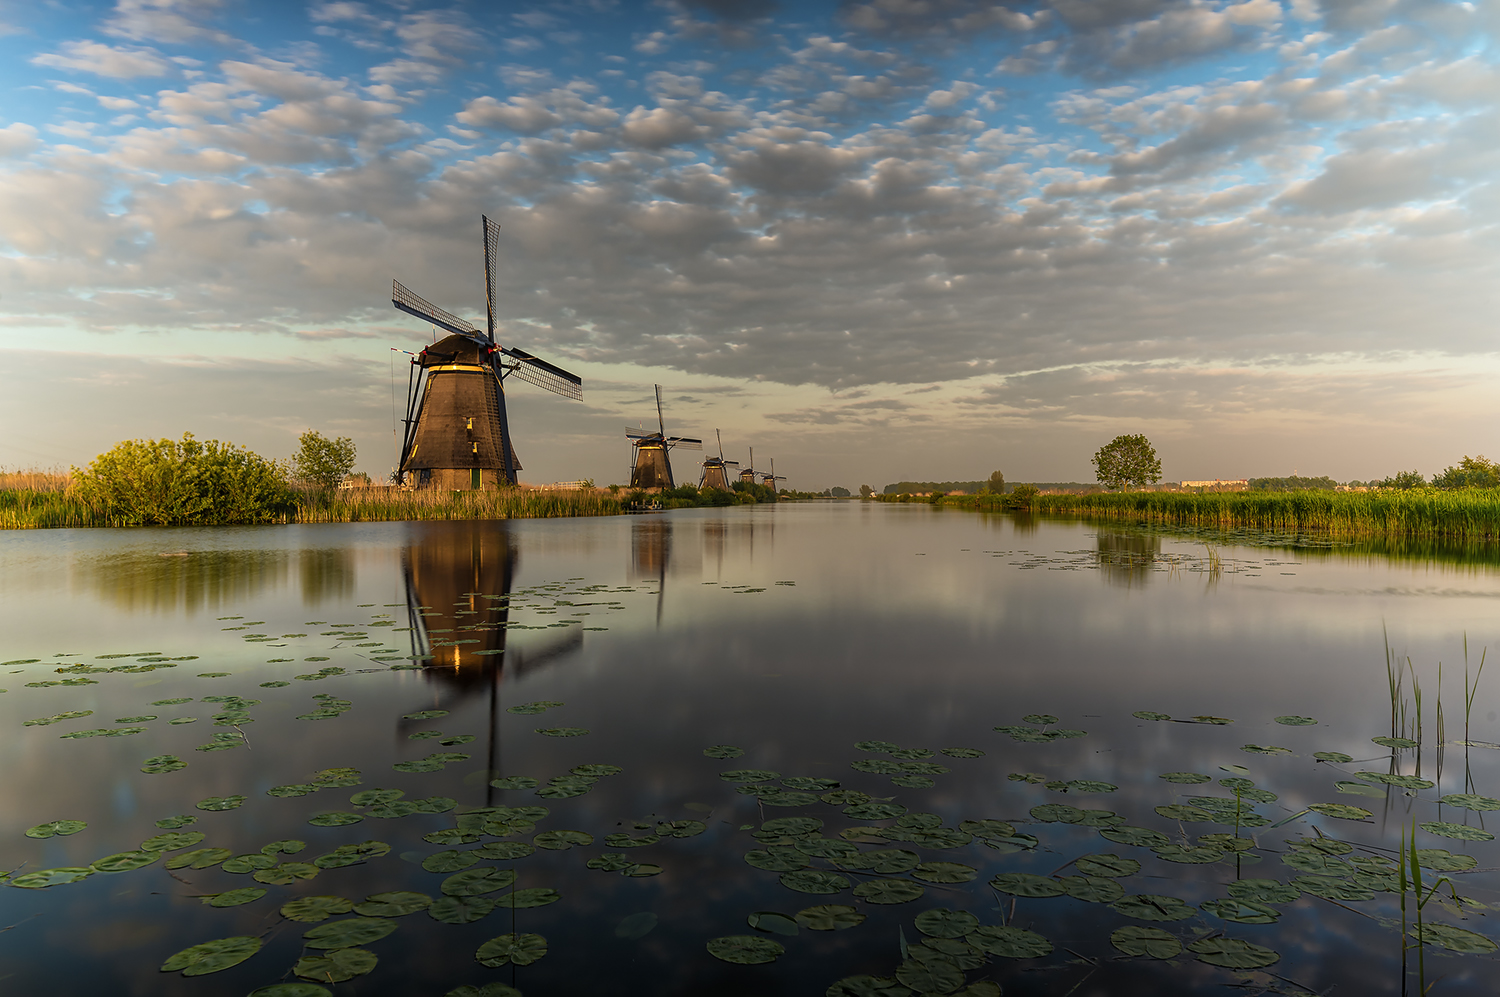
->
[253,862,319,885]
[488,777,538,791]
[912,862,977,884]
[167,848,234,870]
[353,892,432,917]
[989,873,1065,898]
[248,986,331,997]
[403,710,449,720]
[494,888,561,909]
[302,917,397,950]
[423,850,478,873]
[1306,803,1373,820]
[90,850,160,873]
[1293,875,1374,901]
[758,790,820,807]
[780,870,851,894]
[704,745,744,759]
[477,932,548,967]
[844,802,906,821]
[1188,936,1280,969]
[293,948,378,983]
[1437,793,1500,811]
[1099,826,1170,848]
[1110,894,1196,921]
[1336,781,1387,798]
[656,820,707,838]
[141,755,187,775]
[475,841,534,861]
[1420,821,1495,841]
[9,867,94,888]
[827,976,911,997]
[1153,844,1226,864]
[1314,751,1354,763]
[940,747,985,758]
[261,839,306,855]
[1059,875,1125,903]
[25,820,87,839]
[1155,805,1215,822]
[1227,879,1301,903]
[535,727,588,737]
[196,796,246,812]
[1030,804,1083,823]
[852,878,925,904]
[1412,923,1498,954]
[267,784,319,798]
[205,888,267,908]
[442,868,517,896]
[1241,744,1292,755]
[1110,925,1181,958]
[161,936,262,977]
[1133,711,1171,721]
[707,935,783,964]
[281,896,355,922]
[1372,736,1418,749]
[896,958,964,993]
[747,911,800,936]
[1159,772,1211,785]
[428,896,497,924]
[967,925,1053,959]
[308,811,364,827]
[223,853,277,873]
[849,849,921,874]
[1200,898,1280,924]
[1416,849,1479,872]
[1075,853,1140,877]
[1275,715,1317,726]
[1355,771,1434,789]
[350,789,405,806]
[797,904,867,931]
[506,701,562,715]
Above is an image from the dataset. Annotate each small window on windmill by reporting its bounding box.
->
[465,417,474,438]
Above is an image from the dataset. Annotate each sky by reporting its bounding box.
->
[1,0,1497,490]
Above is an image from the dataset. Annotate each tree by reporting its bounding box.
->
[1091,434,1162,491]
[293,430,357,491]
[986,470,1005,494]
[859,484,873,498]
[1433,455,1500,490]
[831,486,851,497]
[1381,470,1426,490]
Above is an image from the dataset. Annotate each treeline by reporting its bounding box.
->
[617,480,778,511]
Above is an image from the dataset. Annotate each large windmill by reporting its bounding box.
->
[627,385,701,489]
[761,458,786,495]
[738,447,757,486]
[699,430,739,490]
[392,215,582,489]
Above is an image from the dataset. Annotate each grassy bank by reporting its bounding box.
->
[995,489,1500,540]
[0,486,623,529]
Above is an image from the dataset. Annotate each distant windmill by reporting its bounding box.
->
[738,446,757,485]
[699,430,739,490]
[761,457,786,495]
[391,215,583,489]
[627,385,702,489]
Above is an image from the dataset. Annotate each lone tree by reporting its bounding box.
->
[986,469,1005,494]
[293,430,357,491]
[859,484,873,498]
[1092,434,1162,491]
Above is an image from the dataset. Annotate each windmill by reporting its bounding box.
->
[699,430,739,490]
[738,446,757,485]
[761,457,786,496]
[392,215,583,489]
[627,385,701,489]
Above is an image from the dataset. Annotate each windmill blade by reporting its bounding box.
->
[666,436,703,450]
[724,460,740,467]
[483,215,501,343]
[626,428,659,441]
[654,384,665,436]
[499,346,583,400]
[392,280,487,344]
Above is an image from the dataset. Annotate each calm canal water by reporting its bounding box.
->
[2,503,1498,996]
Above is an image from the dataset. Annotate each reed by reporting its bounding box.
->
[0,486,623,529]
[1028,488,1500,540]
[0,468,71,492]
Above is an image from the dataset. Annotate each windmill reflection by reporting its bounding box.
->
[397,522,582,805]
[630,518,669,626]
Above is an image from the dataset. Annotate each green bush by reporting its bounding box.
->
[293,430,357,491]
[71,433,294,526]
[1433,456,1500,490]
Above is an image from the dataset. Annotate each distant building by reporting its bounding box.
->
[1180,479,1248,490]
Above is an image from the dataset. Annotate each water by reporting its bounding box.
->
[2,503,1498,996]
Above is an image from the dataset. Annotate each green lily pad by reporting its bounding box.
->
[1241,744,1293,755]
[763,816,823,837]
[161,936,262,977]
[823,790,871,806]
[196,796,246,812]
[571,764,622,778]
[1199,897,1280,923]
[423,851,479,873]
[780,870,850,894]
[442,868,518,897]
[1438,793,1500,811]
[1355,771,1434,789]
[703,745,744,759]
[253,862,319,884]
[1159,772,1211,784]
[656,820,707,838]
[843,801,906,821]
[852,878,924,904]
[1412,923,1498,954]
[827,976,911,997]
[1416,849,1479,871]
[1153,844,1226,865]
[1314,751,1354,763]
[1110,894,1196,921]
[155,815,197,829]
[796,838,859,861]
[267,784,319,798]
[248,986,331,997]
[9,867,94,888]
[1155,805,1215,822]
[281,896,354,922]
[1306,803,1373,821]
[1133,711,1171,721]
[913,908,979,938]
[1420,821,1495,841]
[354,892,432,917]
[604,832,659,848]
[896,957,964,993]
[302,917,397,950]
[1188,936,1280,969]
[494,888,561,908]
[912,862,977,884]
[25,820,87,839]
[1059,875,1125,903]
[1030,804,1083,823]
[1188,716,1234,725]
[262,839,306,855]
[796,904,866,931]
[488,776,539,790]
[167,848,234,870]
[89,850,159,873]
[223,853,277,873]
[311,767,362,787]
[988,873,1064,898]
[940,747,985,758]
[758,789,819,807]
[1372,736,1418,749]
[1293,875,1374,901]
[848,849,920,874]
[477,932,548,967]
[783,776,841,791]
[404,710,449,720]
[1336,780,1387,798]
[308,811,364,827]
[475,841,534,861]
[747,911,799,936]
[428,896,497,924]
[535,727,588,737]
[1275,716,1317,726]
[1227,879,1301,903]
[506,702,562,715]
[706,934,783,965]
[1075,853,1140,877]
[141,832,204,852]
[141,755,187,774]
[967,924,1053,958]
[1110,925,1182,958]
[293,948,378,983]
[350,789,405,806]
[205,888,267,908]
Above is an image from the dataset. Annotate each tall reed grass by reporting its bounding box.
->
[0,485,623,529]
[1029,488,1500,540]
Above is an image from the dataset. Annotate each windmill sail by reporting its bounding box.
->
[500,347,582,400]
[483,215,501,341]
[392,280,485,344]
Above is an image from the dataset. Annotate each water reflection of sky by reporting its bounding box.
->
[1,505,1498,994]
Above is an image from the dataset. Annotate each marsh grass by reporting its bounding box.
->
[0,468,70,492]
[0,485,622,529]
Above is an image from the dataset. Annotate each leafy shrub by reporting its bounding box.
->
[293,431,357,491]
[1433,456,1500,490]
[71,433,294,526]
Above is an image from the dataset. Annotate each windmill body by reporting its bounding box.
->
[761,457,786,496]
[699,429,739,490]
[393,215,582,489]
[738,446,756,485]
[628,385,701,490]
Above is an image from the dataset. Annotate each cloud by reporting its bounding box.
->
[104,0,237,46]
[32,40,173,79]
[0,123,40,158]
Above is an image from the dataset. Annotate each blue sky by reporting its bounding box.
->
[1,0,1497,488]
